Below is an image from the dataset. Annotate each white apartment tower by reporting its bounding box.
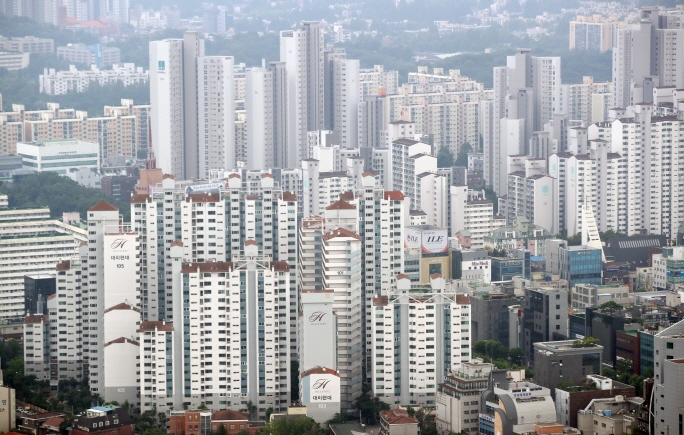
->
[612,7,684,108]
[332,58,361,149]
[150,32,236,179]
[83,201,141,407]
[280,22,324,167]
[197,56,236,177]
[370,274,471,407]
[245,62,287,170]
[485,49,561,195]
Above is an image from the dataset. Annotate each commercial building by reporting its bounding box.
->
[521,287,569,363]
[40,64,148,95]
[653,358,684,435]
[491,250,531,282]
[558,245,603,289]
[0,36,54,53]
[403,225,450,284]
[576,394,644,435]
[470,293,519,345]
[0,51,29,70]
[436,360,492,435]
[370,275,471,407]
[533,340,603,393]
[479,376,558,435]
[570,283,630,309]
[653,246,684,290]
[555,376,635,428]
[17,139,99,174]
[70,407,135,435]
[57,45,120,68]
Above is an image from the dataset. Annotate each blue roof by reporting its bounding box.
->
[531,256,545,261]
[92,406,111,412]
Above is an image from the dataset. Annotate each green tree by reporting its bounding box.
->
[599,229,627,241]
[355,385,390,425]
[473,340,509,361]
[454,142,474,168]
[326,413,347,424]
[599,301,622,314]
[259,416,326,435]
[573,337,600,348]
[437,146,454,168]
[216,424,228,435]
[509,347,524,366]
[0,172,131,222]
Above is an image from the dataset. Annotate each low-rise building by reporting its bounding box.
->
[570,283,631,309]
[40,64,148,95]
[534,340,604,394]
[576,394,644,435]
[0,51,29,70]
[379,409,419,435]
[169,410,212,435]
[0,36,54,53]
[17,139,99,174]
[484,217,554,257]
[555,376,636,427]
[435,360,492,434]
[56,44,120,68]
[70,407,134,435]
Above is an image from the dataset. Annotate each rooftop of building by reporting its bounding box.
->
[534,339,603,353]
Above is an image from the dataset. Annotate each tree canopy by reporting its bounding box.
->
[259,416,326,435]
[437,146,454,168]
[0,172,131,222]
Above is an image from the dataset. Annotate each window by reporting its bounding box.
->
[667,342,674,349]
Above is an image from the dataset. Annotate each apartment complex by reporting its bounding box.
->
[0,98,150,159]
[40,64,148,95]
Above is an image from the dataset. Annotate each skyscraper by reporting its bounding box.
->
[150,32,236,179]
[280,22,324,167]
[612,7,684,109]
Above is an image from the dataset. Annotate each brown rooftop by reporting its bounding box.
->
[56,260,71,270]
[187,193,220,203]
[104,337,139,348]
[323,227,360,241]
[182,262,234,273]
[103,303,141,314]
[139,321,173,332]
[326,200,356,210]
[24,314,49,324]
[282,192,297,201]
[270,261,290,272]
[301,366,340,378]
[384,191,405,201]
[88,201,118,212]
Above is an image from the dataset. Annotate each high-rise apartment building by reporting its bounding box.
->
[612,7,684,108]
[280,22,324,167]
[569,15,619,52]
[560,76,612,125]
[370,274,471,407]
[485,49,561,195]
[151,32,236,179]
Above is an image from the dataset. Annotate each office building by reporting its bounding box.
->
[555,376,635,428]
[17,139,99,174]
[280,22,324,166]
[521,287,569,363]
[533,339,603,393]
[576,393,644,435]
[370,274,471,407]
[558,245,603,289]
[57,45,120,68]
[479,375,557,435]
[612,7,684,108]
[570,283,630,309]
[435,360,493,435]
[470,293,519,345]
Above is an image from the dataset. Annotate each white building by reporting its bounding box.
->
[560,76,612,125]
[0,51,29,70]
[332,58,360,149]
[280,22,324,167]
[197,56,236,177]
[485,49,561,195]
[17,139,99,174]
[39,64,148,95]
[450,185,505,248]
[0,208,86,319]
[612,6,684,108]
[436,360,493,435]
[390,138,435,209]
[370,274,471,407]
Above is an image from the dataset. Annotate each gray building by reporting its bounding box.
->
[533,339,603,394]
[23,274,55,315]
[522,287,569,363]
[652,320,684,435]
[471,293,519,346]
